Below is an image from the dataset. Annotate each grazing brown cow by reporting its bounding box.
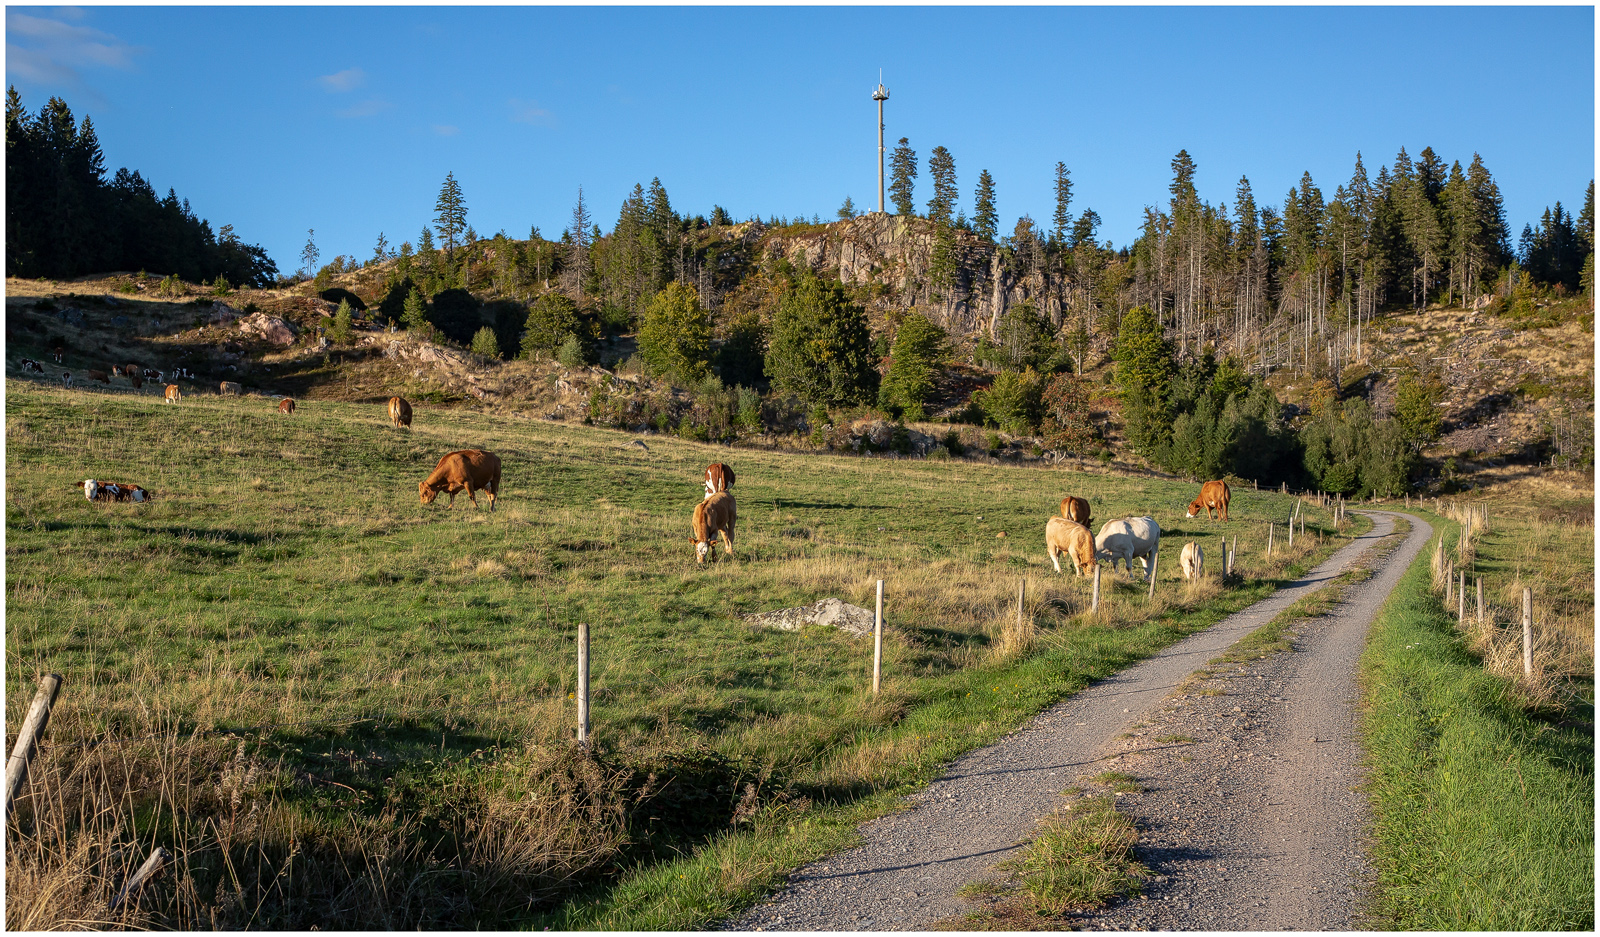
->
[419,449,501,511]
[278,398,296,414]
[51,345,64,364]
[129,374,142,390]
[1046,516,1098,576]
[389,396,413,429]
[704,463,735,500]
[220,381,242,395]
[164,384,181,404]
[691,490,737,563]
[1186,480,1231,521]
[88,369,110,384]
[1060,495,1092,527]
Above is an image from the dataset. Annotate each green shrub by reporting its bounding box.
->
[557,333,589,369]
[637,282,711,383]
[766,272,878,406]
[470,326,501,359]
[522,292,581,358]
[974,368,1044,435]
[879,313,948,421]
[327,299,354,344]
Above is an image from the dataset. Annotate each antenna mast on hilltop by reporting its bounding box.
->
[872,71,890,214]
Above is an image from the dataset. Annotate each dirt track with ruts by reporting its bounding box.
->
[728,511,1427,931]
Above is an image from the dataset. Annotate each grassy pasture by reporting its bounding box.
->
[4,380,1354,928]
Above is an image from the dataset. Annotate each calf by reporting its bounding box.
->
[164,384,182,404]
[143,369,161,383]
[691,491,737,563]
[1060,495,1092,527]
[1046,516,1097,576]
[1095,516,1162,581]
[1187,480,1231,521]
[419,449,501,511]
[704,463,735,500]
[1180,541,1205,581]
[278,398,296,414]
[389,396,413,429]
[82,479,151,503]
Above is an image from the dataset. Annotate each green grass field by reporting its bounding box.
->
[1361,515,1594,930]
[4,380,1354,928]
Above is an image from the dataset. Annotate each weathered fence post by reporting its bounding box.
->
[5,673,62,815]
[1231,535,1237,575]
[1267,523,1274,558]
[1445,560,1453,604]
[576,623,590,746]
[1476,577,1484,625]
[1146,554,1158,600]
[1017,577,1025,629]
[1458,571,1466,622]
[1219,536,1226,577]
[1091,564,1102,613]
[872,579,884,695]
[1522,587,1533,676]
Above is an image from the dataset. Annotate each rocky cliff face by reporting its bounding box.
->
[758,213,1069,337]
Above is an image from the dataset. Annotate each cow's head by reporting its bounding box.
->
[130,488,149,503]
[83,479,98,501]
[419,481,439,505]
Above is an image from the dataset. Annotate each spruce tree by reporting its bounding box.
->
[889,137,917,217]
[879,313,948,420]
[973,169,998,240]
[766,271,879,406]
[837,196,857,220]
[401,287,429,335]
[926,145,957,226]
[1052,162,1074,243]
[328,299,354,343]
[433,171,468,255]
[637,282,711,383]
[568,186,591,300]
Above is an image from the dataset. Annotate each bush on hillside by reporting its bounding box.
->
[766,272,878,406]
[878,313,948,421]
[470,327,501,359]
[637,282,711,383]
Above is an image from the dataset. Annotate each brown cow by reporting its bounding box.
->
[389,396,413,429]
[129,374,142,390]
[164,384,182,404]
[419,449,501,511]
[704,463,735,500]
[691,491,737,563]
[88,369,110,384]
[278,398,296,414]
[1186,480,1231,521]
[1060,495,1091,527]
[1046,516,1098,576]
[220,381,242,395]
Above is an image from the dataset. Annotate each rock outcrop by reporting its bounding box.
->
[744,598,876,637]
[238,311,298,346]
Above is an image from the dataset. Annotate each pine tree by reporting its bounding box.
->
[401,287,429,335]
[433,171,468,256]
[889,137,917,217]
[926,145,957,226]
[300,229,319,279]
[1052,162,1073,243]
[328,299,354,343]
[766,271,879,406]
[973,169,998,241]
[372,232,390,266]
[879,313,948,420]
[568,186,591,301]
[837,196,857,220]
[470,326,501,359]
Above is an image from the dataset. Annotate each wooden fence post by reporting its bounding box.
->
[1267,523,1274,558]
[1091,564,1102,613]
[872,579,884,694]
[1219,536,1226,578]
[1017,577,1025,629]
[1445,560,1453,604]
[5,673,62,815]
[1458,571,1466,622]
[1476,577,1484,625]
[1146,554,1158,600]
[576,623,590,746]
[1231,535,1237,576]
[1522,587,1533,676]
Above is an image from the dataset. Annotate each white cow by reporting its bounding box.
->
[1180,541,1204,581]
[1096,516,1162,581]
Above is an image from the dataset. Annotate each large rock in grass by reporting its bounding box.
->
[239,311,298,346]
[744,598,876,637]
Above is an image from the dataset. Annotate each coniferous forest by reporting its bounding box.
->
[4,90,278,287]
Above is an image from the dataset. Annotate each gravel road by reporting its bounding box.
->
[727,511,1428,932]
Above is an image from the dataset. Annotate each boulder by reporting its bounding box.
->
[206,301,240,326]
[744,597,876,637]
[238,311,298,346]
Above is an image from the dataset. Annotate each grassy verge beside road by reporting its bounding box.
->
[5,381,1362,929]
[1360,514,1594,930]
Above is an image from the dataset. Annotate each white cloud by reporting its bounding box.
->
[432,124,459,137]
[337,99,390,119]
[317,67,365,93]
[508,97,554,126]
[5,10,136,85]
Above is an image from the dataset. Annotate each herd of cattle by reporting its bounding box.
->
[59,364,1238,579]
[21,353,198,394]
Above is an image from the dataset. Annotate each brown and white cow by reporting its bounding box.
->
[389,396,413,429]
[164,384,182,404]
[51,345,64,364]
[20,358,43,374]
[1060,495,1092,527]
[419,449,501,511]
[704,463,735,500]
[61,371,72,388]
[691,490,737,563]
[1046,516,1097,576]
[278,398,296,414]
[82,479,151,503]
[1186,480,1231,521]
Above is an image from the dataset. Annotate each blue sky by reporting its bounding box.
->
[6,5,1594,273]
